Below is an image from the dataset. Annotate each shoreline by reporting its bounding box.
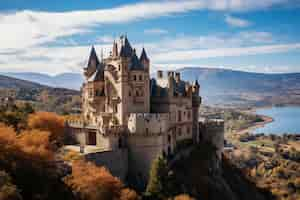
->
[235,114,274,135]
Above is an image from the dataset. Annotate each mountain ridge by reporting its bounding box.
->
[2,67,300,107]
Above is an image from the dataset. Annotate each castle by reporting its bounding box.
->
[67,36,224,185]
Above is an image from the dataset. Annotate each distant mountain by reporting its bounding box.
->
[2,68,300,107]
[1,72,84,90]
[0,74,47,90]
[177,67,300,107]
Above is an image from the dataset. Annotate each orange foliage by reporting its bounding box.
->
[120,188,140,200]
[174,194,196,200]
[27,112,65,144]
[64,160,123,200]
[17,130,54,161]
[0,123,54,167]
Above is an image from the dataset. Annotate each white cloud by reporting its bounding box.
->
[144,28,168,35]
[0,0,296,74]
[225,14,251,27]
[0,0,291,51]
[152,43,300,62]
[97,35,115,43]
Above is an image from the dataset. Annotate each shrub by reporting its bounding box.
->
[64,160,123,200]
[146,156,169,199]
[0,170,22,200]
[27,112,65,146]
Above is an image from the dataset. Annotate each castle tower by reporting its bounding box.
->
[84,46,99,79]
[82,46,105,124]
[140,47,149,72]
[192,80,201,143]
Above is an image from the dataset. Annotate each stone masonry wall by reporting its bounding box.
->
[85,149,128,181]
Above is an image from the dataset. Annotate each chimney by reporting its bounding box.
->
[175,72,180,83]
[157,70,163,78]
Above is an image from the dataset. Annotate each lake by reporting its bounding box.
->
[254,106,300,134]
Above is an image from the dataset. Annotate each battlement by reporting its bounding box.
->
[199,118,224,127]
[128,113,170,135]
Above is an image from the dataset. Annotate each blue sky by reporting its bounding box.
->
[0,0,300,75]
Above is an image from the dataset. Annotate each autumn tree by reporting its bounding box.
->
[173,194,196,200]
[27,112,65,147]
[64,160,123,200]
[120,188,141,200]
[0,170,22,200]
[0,123,73,200]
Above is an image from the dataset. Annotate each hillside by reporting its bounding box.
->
[179,68,300,107]
[0,74,46,90]
[0,72,84,90]
[2,68,300,107]
[0,74,81,114]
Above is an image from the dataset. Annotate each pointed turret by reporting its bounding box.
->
[84,46,100,78]
[140,47,150,71]
[192,79,200,95]
[112,40,118,57]
[140,47,149,62]
[120,35,133,57]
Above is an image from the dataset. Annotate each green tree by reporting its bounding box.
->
[146,156,169,199]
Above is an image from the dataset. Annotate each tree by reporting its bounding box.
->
[0,170,22,200]
[146,156,169,198]
[0,123,73,200]
[173,194,195,200]
[27,112,65,147]
[120,188,141,200]
[64,160,123,200]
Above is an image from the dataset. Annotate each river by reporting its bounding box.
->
[254,106,300,135]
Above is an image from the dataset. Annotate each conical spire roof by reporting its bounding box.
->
[87,46,100,68]
[120,35,133,57]
[140,47,149,62]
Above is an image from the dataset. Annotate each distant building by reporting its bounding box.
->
[67,36,224,184]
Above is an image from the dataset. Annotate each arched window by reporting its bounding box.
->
[118,138,122,148]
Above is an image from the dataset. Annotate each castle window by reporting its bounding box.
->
[133,75,136,81]
[129,91,131,97]
[139,75,142,81]
[89,89,93,98]
[178,127,182,136]
[178,110,182,122]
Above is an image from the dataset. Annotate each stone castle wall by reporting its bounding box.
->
[199,119,224,158]
[127,113,170,135]
[85,149,128,181]
[127,134,167,185]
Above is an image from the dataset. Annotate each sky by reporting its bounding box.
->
[0,0,300,75]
